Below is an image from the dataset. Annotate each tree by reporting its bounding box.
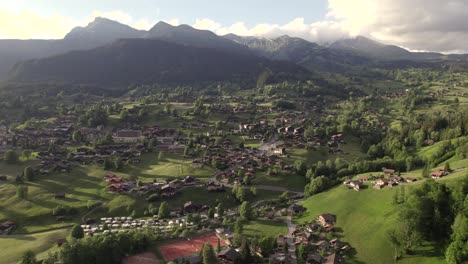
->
[234,219,244,233]
[16,185,28,199]
[208,208,215,219]
[445,161,452,172]
[201,243,217,264]
[4,150,18,164]
[279,191,289,202]
[103,159,114,170]
[216,203,224,217]
[387,229,402,261]
[240,239,253,263]
[72,131,82,142]
[236,186,248,202]
[114,157,124,170]
[294,160,307,176]
[239,201,253,220]
[422,164,431,178]
[19,250,37,264]
[259,236,275,257]
[158,202,169,219]
[24,166,35,181]
[71,224,84,239]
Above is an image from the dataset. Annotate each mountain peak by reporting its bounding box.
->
[64,17,144,43]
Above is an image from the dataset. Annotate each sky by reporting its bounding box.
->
[0,0,467,53]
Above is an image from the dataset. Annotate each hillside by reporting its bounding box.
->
[296,158,468,264]
[8,38,307,86]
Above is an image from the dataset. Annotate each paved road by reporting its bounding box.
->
[285,204,298,264]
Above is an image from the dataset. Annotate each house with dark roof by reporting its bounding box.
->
[318,213,336,226]
[217,247,241,264]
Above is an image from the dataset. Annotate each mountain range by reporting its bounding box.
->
[2,17,467,86]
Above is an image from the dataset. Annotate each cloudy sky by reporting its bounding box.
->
[0,0,467,53]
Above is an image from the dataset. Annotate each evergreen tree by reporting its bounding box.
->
[201,243,217,264]
[239,201,253,220]
[158,202,169,219]
[71,224,84,239]
[240,239,253,263]
[216,203,224,217]
[19,250,37,264]
[24,166,35,181]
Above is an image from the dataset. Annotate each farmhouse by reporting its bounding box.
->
[349,180,362,191]
[383,169,396,175]
[0,221,16,235]
[183,201,200,213]
[217,247,241,264]
[160,184,176,197]
[292,204,307,214]
[318,213,336,226]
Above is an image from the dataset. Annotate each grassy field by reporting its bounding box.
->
[242,219,288,238]
[122,153,215,182]
[252,171,306,192]
[0,228,70,264]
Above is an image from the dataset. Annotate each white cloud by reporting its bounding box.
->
[195,0,468,53]
[164,18,180,26]
[0,8,77,39]
[193,18,221,31]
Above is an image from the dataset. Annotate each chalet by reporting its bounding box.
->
[431,171,445,179]
[0,175,7,181]
[358,175,369,182]
[318,213,336,226]
[169,179,182,189]
[315,240,330,250]
[54,193,66,199]
[306,253,322,264]
[0,221,16,234]
[183,201,200,213]
[405,177,417,182]
[331,134,343,141]
[292,204,307,214]
[273,147,286,155]
[217,247,241,264]
[160,184,176,197]
[376,178,389,187]
[383,169,396,175]
[350,180,361,191]
[112,130,145,143]
[294,126,305,135]
[183,175,196,185]
[207,181,224,192]
[389,176,403,183]
[108,183,123,193]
